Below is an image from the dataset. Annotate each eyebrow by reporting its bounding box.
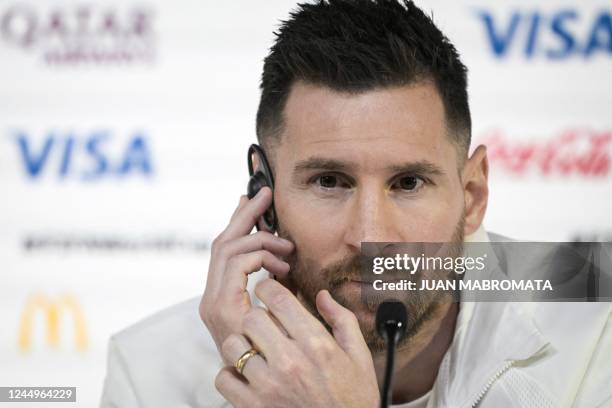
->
[294,158,354,173]
[387,161,445,176]
[293,157,446,177]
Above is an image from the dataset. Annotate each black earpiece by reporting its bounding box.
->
[247,144,277,232]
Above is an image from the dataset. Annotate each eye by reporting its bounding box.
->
[393,175,424,192]
[311,173,352,190]
[319,175,337,188]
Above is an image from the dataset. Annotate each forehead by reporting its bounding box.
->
[279,81,453,168]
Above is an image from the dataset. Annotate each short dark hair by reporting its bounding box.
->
[256,0,471,158]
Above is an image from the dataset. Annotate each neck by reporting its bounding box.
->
[372,301,459,405]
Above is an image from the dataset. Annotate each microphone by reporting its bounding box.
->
[376,299,407,408]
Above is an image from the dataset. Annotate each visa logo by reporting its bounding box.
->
[477,10,611,59]
[14,130,154,180]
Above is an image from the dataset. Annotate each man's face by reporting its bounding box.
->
[271,81,472,351]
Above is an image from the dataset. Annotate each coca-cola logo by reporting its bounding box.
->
[479,128,612,177]
[1,4,155,65]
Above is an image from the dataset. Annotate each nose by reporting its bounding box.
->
[343,183,403,255]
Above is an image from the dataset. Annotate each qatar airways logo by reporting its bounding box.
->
[0,4,156,65]
[480,128,612,177]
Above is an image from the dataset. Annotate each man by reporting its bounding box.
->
[100,1,612,407]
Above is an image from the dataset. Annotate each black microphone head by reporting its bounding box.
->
[376,299,407,342]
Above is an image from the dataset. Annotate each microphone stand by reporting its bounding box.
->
[380,321,402,408]
[376,300,406,408]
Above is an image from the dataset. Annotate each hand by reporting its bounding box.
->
[215,278,380,408]
[199,187,295,351]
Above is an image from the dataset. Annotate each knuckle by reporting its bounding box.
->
[212,234,223,248]
[203,312,218,332]
[229,251,260,273]
[211,235,226,255]
[305,335,335,358]
[274,350,302,377]
[201,305,226,333]
[255,231,274,248]
[221,334,243,359]
[199,298,216,327]
[253,230,267,243]
[254,249,267,262]
[279,358,301,377]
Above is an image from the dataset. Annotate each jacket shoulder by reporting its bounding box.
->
[113,297,208,345]
[100,297,226,408]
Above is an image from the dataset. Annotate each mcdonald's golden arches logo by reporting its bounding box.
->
[17,293,88,353]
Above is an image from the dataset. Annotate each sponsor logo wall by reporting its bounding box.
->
[0,1,610,406]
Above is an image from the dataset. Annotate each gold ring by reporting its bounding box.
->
[235,348,260,375]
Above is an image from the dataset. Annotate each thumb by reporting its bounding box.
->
[316,290,372,368]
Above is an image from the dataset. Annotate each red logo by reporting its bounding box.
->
[479,128,612,177]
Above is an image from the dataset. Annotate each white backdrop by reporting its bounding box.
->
[0,0,610,406]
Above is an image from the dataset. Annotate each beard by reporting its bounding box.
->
[277,212,466,354]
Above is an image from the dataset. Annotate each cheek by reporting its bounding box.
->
[275,191,345,256]
[395,190,464,242]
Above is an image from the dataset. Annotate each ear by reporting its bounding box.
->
[250,149,262,173]
[461,144,489,236]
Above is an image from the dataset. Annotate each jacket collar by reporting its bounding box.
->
[437,225,552,407]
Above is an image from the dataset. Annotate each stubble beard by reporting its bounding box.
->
[277,214,465,353]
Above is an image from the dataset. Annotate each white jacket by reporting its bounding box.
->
[99,227,612,407]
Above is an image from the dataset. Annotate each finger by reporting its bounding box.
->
[207,232,292,297]
[208,250,284,302]
[266,310,290,337]
[230,195,250,222]
[215,366,258,407]
[255,279,328,340]
[222,231,294,273]
[224,251,290,298]
[242,306,291,359]
[269,270,298,297]
[316,289,372,370]
[207,189,281,295]
[208,231,292,293]
[221,334,268,385]
[222,187,273,241]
